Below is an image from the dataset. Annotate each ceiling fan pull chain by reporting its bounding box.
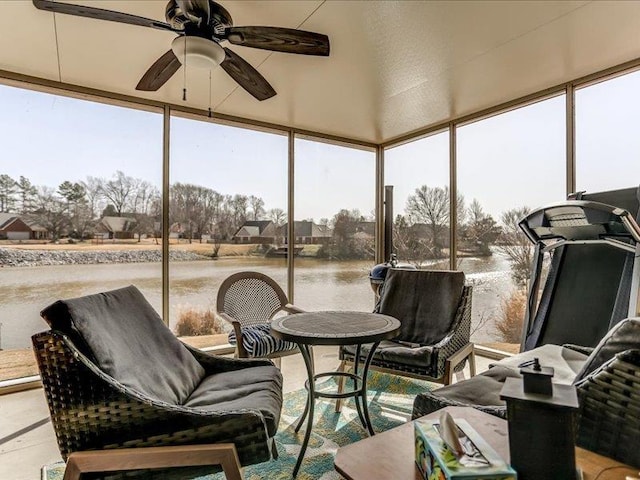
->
[182,36,187,101]
[208,69,213,118]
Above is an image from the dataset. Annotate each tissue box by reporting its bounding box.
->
[414,419,517,480]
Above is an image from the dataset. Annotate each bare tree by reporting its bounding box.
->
[267,207,287,226]
[498,206,532,287]
[81,176,104,219]
[229,194,248,232]
[405,185,464,256]
[392,214,434,266]
[463,199,501,256]
[131,181,159,215]
[170,182,199,243]
[102,171,135,216]
[33,186,69,242]
[248,195,265,220]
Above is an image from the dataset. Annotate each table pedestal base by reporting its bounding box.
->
[292,342,380,478]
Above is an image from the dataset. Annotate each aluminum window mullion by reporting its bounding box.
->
[162,105,170,325]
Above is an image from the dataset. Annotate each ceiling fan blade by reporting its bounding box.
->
[224,26,330,56]
[176,0,210,27]
[32,0,176,32]
[220,48,276,101]
[136,50,182,91]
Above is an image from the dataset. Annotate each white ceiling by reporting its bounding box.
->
[2,0,640,144]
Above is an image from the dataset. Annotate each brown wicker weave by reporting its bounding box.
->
[338,285,475,387]
[216,271,305,359]
[575,349,640,468]
[33,330,279,479]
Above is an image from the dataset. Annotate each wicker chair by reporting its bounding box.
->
[335,268,475,411]
[412,318,640,468]
[216,271,307,364]
[575,349,640,467]
[33,285,283,479]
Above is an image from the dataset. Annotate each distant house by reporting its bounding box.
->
[0,213,49,240]
[95,216,137,240]
[352,221,375,240]
[233,220,279,244]
[281,221,333,245]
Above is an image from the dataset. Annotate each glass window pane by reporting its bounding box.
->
[293,137,376,311]
[576,69,640,192]
[0,84,162,382]
[169,116,287,348]
[456,96,566,353]
[385,131,450,269]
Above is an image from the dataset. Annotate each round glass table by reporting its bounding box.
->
[271,311,401,477]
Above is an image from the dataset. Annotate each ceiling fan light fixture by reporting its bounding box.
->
[171,36,225,69]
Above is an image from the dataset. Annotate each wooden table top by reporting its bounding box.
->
[334,406,638,480]
[270,311,400,345]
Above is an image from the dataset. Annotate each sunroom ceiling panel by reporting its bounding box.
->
[0,1,60,80]
[215,0,593,142]
[2,1,640,144]
[444,0,640,124]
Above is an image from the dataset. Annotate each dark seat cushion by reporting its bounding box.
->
[428,365,521,407]
[342,341,434,370]
[41,285,205,406]
[378,269,465,345]
[184,365,283,437]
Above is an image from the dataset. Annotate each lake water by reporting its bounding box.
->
[0,252,514,349]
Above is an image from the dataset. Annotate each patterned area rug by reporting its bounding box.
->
[42,371,433,480]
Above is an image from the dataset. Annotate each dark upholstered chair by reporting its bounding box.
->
[217,271,306,364]
[412,318,640,468]
[335,268,475,411]
[33,285,283,479]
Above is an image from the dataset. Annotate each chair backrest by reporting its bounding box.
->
[375,268,466,345]
[40,285,205,405]
[573,317,640,384]
[217,271,289,328]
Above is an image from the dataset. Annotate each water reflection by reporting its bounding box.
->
[0,253,515,350]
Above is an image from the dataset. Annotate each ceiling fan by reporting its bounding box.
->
[33,0,330,101]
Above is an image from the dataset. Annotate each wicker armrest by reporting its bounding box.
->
[282,303,305,314]
[184,342,275,374]
[575,349,640,468]
[431,285,473,377]
[33,332,273,465]
[562,344,595,356]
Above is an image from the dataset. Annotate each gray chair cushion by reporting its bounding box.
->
[41,285,205,405]
[184,365,283,437]
[342,341,434,370]
[491,344,589,385]
[428,365,521,407]
[573,317,640,384]
[377,269,465,345]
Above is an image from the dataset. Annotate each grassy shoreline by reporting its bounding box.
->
[0,239,257,256]
[0,334,231,382]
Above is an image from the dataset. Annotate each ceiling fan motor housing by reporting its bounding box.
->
[171,36,226,69]
[165,0,233,36]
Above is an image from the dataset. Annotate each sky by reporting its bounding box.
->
[1,68,640,222]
